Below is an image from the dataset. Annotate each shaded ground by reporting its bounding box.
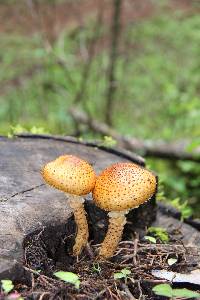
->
[19,232,200,300]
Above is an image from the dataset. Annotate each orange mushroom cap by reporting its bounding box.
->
[42,155,96,195]
[93,162,156,211]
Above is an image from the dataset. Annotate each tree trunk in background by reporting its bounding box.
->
[105,0,122,126]
[73,5,103,106]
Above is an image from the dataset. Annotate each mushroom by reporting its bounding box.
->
[41,155,96,256]
[92,162,157,259]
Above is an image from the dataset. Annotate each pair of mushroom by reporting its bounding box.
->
[42,155,156,259]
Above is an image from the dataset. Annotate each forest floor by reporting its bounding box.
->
[17,231,200,300]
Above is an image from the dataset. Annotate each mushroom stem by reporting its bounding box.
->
[99,211,127,259]
[68,195,89,256]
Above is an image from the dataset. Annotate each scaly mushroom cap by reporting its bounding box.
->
[93,162,156,211]
[42,155,96,195]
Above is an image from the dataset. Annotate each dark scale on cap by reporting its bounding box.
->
[93,162,156,211]
[42,155,96,196]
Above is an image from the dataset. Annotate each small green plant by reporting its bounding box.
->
[92,263,101,274]
[1,279,14,294]
[7,124,27,137]
[144,235,157,243]
[8,124,48,138]
[170,197,193,220]
[156,181,167,202]
[54,271,80,289]
[156,181,193,220]
[100,136,117,148]
[114,268,131,282]
[187,139,200,152]
[153,283,200,299]
[147,226,169,243]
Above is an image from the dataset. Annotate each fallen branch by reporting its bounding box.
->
[69,107,200,162]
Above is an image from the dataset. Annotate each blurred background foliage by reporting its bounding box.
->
[0,0,200,216]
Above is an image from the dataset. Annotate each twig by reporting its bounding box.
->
[39,275,55,288]
[133,234,139,265]
[119,241,135,245]
[121,283,137,300]
[85,242,95,259]
[38,292,51,300]
[93,288,108,300]
[107,286,120,300]
[137,281,143,300]
[23,266,56,283]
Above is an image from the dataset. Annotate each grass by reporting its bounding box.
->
[0,7,200,214]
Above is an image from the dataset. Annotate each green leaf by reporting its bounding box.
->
[152,284,173,297]
[1,279,14,294]
[181,206,193,219]
[153,284,200,299]
[187,139,200,152]
[170,198,193,220]
[92,263,101,274]
[172,288,200,298]
[121,268,131,275]
[114,268,131,280]
[30,126,47,134]
[100,136,117,148]
[167,258,177,266]
[144,235,157,243]
[114,272,126,280]
[54,271,80,289]
[8,124,27,137]
[148,227,169,243]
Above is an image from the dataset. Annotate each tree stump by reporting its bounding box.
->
[0,135,200,285]
[0,135,155,281]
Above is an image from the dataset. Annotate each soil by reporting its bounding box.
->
[8,217,200,300]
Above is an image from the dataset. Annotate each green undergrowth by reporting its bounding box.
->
[1,11,200,138]
[149,158,200,217]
